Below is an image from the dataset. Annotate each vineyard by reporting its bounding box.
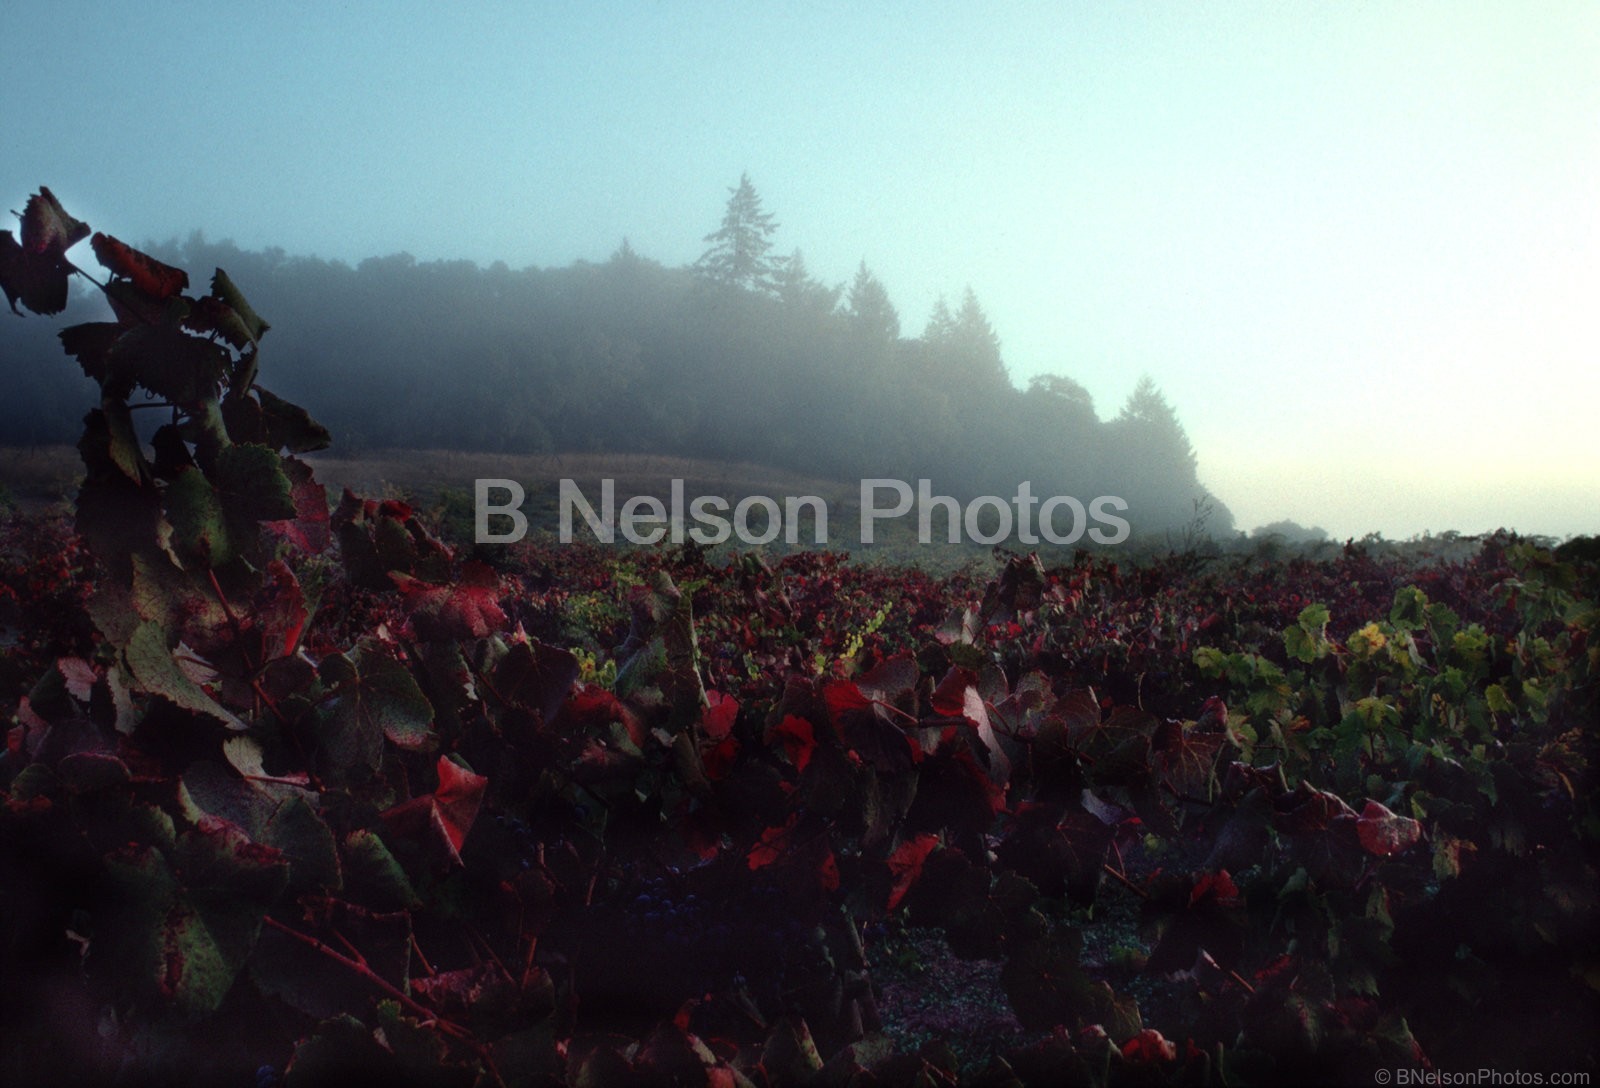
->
[2,190,1597,1086]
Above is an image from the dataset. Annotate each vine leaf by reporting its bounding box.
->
[825,678,917,772]
[209,268,268,341]
[767,713,816,774]
[91,232,189,301]
[318,639,437,771]
[1151,718,1224,801]
[0,188,89,314]
[392,562,506,641]
[380,756,488,867]
[257,387,331,452]
[263,455,330,553]
[885,833,941,911]
[342,829,420,910]
[748,813,801,871]
[22,186,91,253]
[100,824,288,1020]
[701,689,739,741]
[124,620,243,729]
[1355,800,1422,856]
[164,467,232,568]
[931,666,1011,784]
[108,325,231,404]
[1122,1029,1178,1063]
[492,638,579,723]
[216,443,297,522]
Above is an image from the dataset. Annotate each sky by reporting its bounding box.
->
[3,0,1596,539]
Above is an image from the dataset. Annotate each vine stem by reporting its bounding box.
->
[261,915,507,1085]
[1101,861,1151,900]
[64,259,106,291]
[262,915,468,1036]
[206,568,257,671]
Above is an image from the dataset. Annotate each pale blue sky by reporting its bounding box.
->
[4,1,1596,538]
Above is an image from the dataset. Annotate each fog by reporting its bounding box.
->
[0,226,1224,539]
[3,2,1596,539]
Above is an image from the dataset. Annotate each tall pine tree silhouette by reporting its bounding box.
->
[695,172,779,293]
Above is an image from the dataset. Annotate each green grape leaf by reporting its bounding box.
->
[319,639,437,770]
[209,267,269,341]
[258,387,331,453]
[342,829,420,910]
[163,467,232,568]
[124,620,243,729]
[215,442,297,522]
[108,324,230,404]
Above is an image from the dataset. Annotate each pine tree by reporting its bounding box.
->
[1116,375,1197,472]
[922,294,957,343]
[771,249,841,313]
[694,172,779,293]
[919,287,1006,394]
[845,261,899,341]
[952,287,1004,384]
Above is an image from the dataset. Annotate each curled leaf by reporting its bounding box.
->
[1355,800,1423,856]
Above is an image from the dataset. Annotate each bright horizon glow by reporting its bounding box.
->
[4,1,1595,540]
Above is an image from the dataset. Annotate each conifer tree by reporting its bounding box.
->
[694,172,779,293]
[771,249,841,313]
[845,261,899,341]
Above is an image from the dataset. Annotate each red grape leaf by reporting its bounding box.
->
[432,756,487,853]
[768,714,816,773]
[702,689,738,741]
[886,833,940,911]
[1274,780,1357,834]
[931,667,1011,784]
[825,678,917,771]
[818,847,840,893]
[1188,869,1241,908]
[1122,1029,1177,1064]
[699,733,740,781]
[380,756,487,866]
[855,652,919,708]
[262,455,330,553]
[91,232,188,300]
[56,656,99,702]
[253,559,307,661]
[0,233,68,315]
[391,562,506,641]
[21,187,90,254]
[1355,800,1422,856]
[1151,719,1224,801]
[747,813,800,871]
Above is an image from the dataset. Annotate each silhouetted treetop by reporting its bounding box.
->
[771,249,841,314]
[845,261,899,342]
[694,172,779,293]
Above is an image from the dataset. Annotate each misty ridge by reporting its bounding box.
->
[0,174,1230,539]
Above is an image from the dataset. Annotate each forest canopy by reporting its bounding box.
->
[0,178,1230,536]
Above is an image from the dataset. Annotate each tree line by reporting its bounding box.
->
[0,174,1231,536]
